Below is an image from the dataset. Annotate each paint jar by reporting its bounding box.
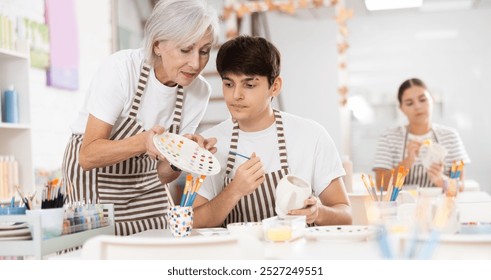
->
[166,206,193,237]
[262,215,306,242]
[3,85,19,123]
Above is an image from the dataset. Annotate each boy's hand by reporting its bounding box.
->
[230,153,265,196]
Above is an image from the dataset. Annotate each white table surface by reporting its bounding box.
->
[131,228,383,260]
[48,191,491,260]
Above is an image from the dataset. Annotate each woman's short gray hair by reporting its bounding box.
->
[143,0,220,65]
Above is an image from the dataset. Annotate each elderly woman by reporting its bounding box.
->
[61,0,219,235]
[373,78,470,190]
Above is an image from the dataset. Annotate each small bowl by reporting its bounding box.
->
[227,222,263,239]
[0,206,27,215]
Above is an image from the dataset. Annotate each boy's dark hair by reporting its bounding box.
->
[216,35,281,87]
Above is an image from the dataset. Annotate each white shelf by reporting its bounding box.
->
[0,49,29,60]
[0,122,30,129]
[0,205,115,259]
[0,48,34,197]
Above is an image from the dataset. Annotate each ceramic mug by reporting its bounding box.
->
[420,142,448,169]
[275,175,312,218]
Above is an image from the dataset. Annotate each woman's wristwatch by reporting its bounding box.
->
[170,164,181,172]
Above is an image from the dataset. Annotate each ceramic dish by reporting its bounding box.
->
[459,222,491,234]
[153,132,220,175]
[227,222,263,239]
[305,225,377,242]
[0,222,28,230]
[195,228,230,237]
[0,235,31,241]
[0,227,31,238]
[439,234,491,243]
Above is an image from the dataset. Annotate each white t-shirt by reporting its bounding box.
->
[70,49,211,135]
[198,111,346,200]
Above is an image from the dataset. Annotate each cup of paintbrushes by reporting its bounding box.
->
[166,206,193,237]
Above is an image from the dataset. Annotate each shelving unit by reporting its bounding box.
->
[0,48,34,199]
[0,204,115,260]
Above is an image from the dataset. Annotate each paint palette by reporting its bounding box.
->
[305,226,378,242]
[153,132,221,175]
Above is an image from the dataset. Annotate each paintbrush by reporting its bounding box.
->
[230,151,251,160]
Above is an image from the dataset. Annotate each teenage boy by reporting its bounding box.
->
[193,36,352,227]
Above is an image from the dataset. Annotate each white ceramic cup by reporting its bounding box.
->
[275,175,312,218]
[26,208,65,239]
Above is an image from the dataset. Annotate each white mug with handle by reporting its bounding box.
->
[420,141,448,169]
[275,175,312,218]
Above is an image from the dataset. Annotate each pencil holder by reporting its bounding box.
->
[166,206,193,237]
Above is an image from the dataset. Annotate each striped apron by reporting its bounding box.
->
[402,128,440,188]
[222,109,290,226]
[62,62,184,236]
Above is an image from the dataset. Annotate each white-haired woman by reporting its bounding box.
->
[62,0,219,236]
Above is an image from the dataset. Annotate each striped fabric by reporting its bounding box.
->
[62,61,184,236]
[373,124,470,188]
[171,86,184,134]
[62,134,98,203]
[223,109,290,226]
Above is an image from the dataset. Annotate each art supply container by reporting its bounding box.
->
[26,207,65,239]
[366,201,398,225]
[262,215,306,242]
[3,85,19,123]
[166,206,193,237]
[0,206,26,215]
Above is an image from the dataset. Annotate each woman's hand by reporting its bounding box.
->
[229,153,265,197]
[146,125,165,160]
[288,196,321,224]
[428,161,446,188]
[184,134,217,154]
[406,140,422,162]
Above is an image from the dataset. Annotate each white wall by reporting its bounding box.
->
[22,1,491,192]
[266,12,342,151]
[29,0,112,172]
